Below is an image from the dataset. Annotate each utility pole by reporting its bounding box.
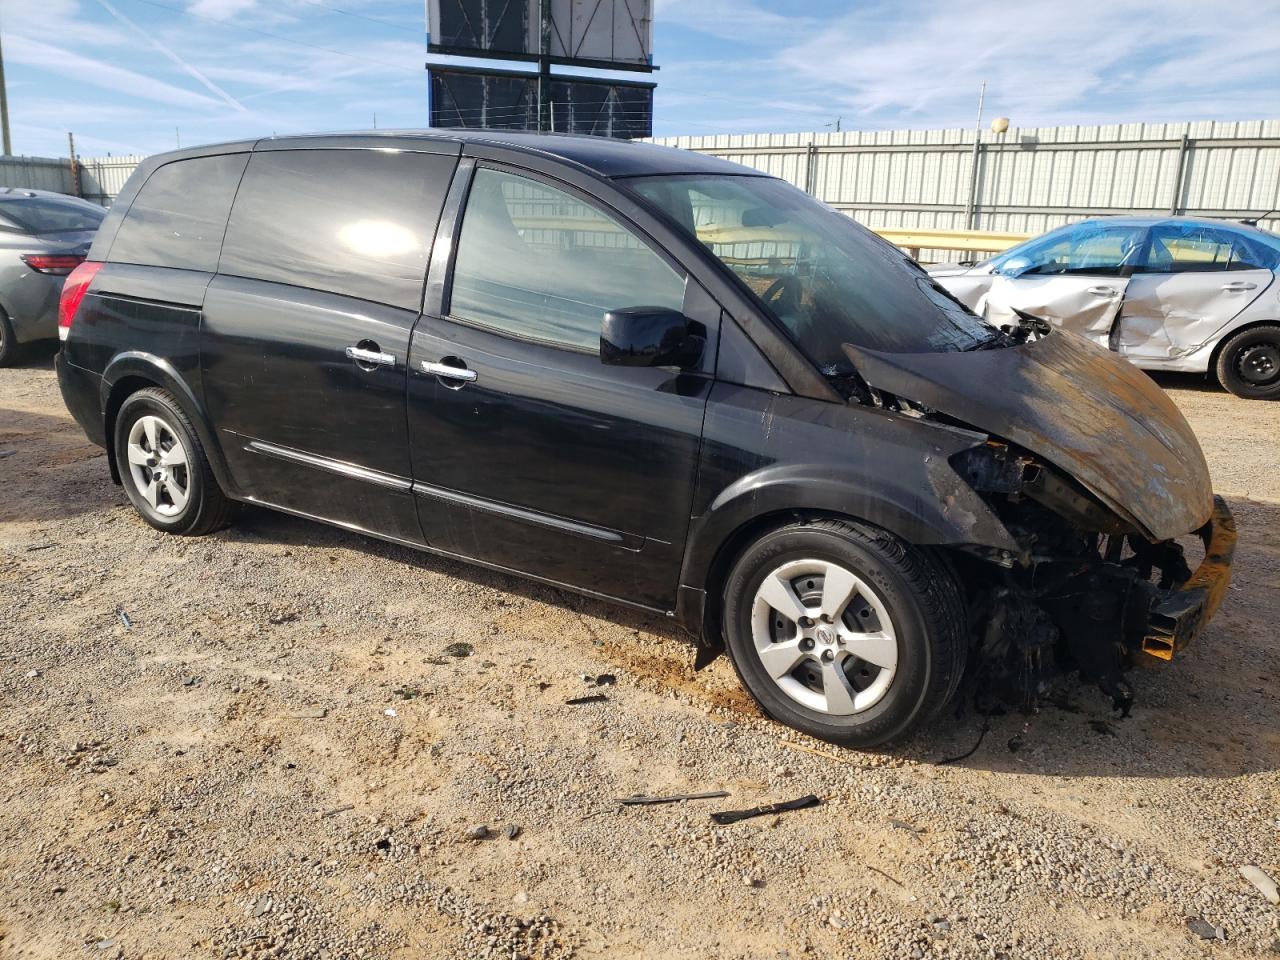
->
[0,22,12,155]
[67,132,82,198]
[537,0,552,132]
[964,80,987,230]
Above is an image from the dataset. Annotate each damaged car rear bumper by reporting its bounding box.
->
[1141,495,1236,661]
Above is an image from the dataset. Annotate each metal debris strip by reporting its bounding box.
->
[565,694,609,705]
[619,790,729,806]
[116,607,131,629]
[711,794,821,825]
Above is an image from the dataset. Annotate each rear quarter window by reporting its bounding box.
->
[218,149,457,311]
[108,154,249,272]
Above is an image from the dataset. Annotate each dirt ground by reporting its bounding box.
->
[1,348,1278,960]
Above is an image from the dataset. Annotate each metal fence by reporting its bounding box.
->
[0,153,145,206]
[651,119,1280,261]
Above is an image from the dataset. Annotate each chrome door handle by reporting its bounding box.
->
[345,345,396,367]
[1221,281,1258,292]
[1087,286,1119,297]
[421,360,477,382]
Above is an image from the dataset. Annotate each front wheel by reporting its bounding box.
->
[0,311,21,367]
[114,387,237,535]
[1216,325,1280,400]
[722,519,966,748]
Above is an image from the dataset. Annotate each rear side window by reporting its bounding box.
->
[219,149,457,311]
[109,154,248,271]
[0,197,104,235]
[1143,223,1280,273]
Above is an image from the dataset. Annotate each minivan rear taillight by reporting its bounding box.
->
[21,253,85,276]
[58,261,103,341]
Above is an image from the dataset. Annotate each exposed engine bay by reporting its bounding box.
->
[834,330,1237,715]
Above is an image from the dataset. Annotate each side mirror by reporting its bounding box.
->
[995,254,1033,278]
[600,306,705,369]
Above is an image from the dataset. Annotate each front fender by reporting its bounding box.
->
[679,384,1018,607]
[100,351,239,497]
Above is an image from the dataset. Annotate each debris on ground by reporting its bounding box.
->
[319,804,354,819]
[443,642,473,658]
[465,825,490,840]
[619,790,730,806]
[1240,865,1280,905]
[888,818,924,834]
[565,694,608,705]
[383,708,397,718]
[1185,916,1227,941]
[711,794,821,825]
[116,607,131,629]
[503,824,521,840]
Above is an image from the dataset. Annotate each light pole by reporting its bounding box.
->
[0,21,12,155]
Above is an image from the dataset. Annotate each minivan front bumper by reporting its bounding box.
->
[1141,496,1236,661]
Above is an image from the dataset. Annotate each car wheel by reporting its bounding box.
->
[1216,325,1280,400]
[0,310,21,367]
[722,519,967,748]
[114,387,237,535]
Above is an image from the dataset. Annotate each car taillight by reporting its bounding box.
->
[58,260,103,341]
[21,253,85,276]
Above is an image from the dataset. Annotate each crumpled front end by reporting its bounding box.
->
[949,440,1235,712]
[841,329,1235,711]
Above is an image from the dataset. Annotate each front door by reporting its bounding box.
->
[201,147,458,542]
[406,164,716,610]
[978,220,1145,346]
[1113,221,1275,361]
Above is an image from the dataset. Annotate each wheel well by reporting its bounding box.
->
[1208,320,1280,383]
[103,375,160,484]
[698,509,876,650]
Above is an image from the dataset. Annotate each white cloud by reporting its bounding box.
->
[187,0,260,20]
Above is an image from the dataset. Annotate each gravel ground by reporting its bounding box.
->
[1,350,1278,960]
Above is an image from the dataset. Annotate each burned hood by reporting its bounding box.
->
[843,331,1214,542]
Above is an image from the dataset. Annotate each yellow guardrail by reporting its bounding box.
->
[872,227,1032,258]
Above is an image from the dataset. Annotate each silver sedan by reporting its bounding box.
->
[0,188,105,366]
[929,216,1280,399]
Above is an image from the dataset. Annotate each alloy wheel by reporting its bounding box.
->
[750,558,899,715]
[125,415,191,517]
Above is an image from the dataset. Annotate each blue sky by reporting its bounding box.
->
[4,0,1280,158]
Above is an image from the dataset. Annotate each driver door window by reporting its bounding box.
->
[449,168,686,351]
[1010,223,1147,277]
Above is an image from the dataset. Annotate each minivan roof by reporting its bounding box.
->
[149,130,768,181]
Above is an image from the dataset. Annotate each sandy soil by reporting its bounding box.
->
[1,349,1277,960]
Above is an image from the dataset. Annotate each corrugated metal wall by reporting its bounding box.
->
[652,119,1280,260]
[0,153,145,206]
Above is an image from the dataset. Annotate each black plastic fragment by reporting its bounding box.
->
[711,794,820,825]
[619,790,729,806]
[565,694,609,705]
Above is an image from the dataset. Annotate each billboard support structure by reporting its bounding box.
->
[426,0,655,138]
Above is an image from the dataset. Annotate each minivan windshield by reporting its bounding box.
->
[628,174,996,368]
[0,196,105,235]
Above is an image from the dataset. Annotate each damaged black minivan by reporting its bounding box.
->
[56,131,1235,746]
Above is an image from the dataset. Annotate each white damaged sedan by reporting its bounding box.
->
[929,217,1280,399]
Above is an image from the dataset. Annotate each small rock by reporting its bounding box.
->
[466,825,489,840]
[444,642,473,658]
[26,669,40,678]
[503,824,521,840]
[512,891,529,905]
[384,708,397,718]
[1240,865,1280,905]
[252,896,272,918]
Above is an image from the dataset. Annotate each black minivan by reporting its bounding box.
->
[56,131,1235,746]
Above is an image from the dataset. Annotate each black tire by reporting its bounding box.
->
[113,387,237,536]
[1215,325,1280,400]
[0,310,21,367]
[722,518,967,748]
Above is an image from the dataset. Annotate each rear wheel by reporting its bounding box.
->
[114,387,236,535]
[0,311,20,367]
[1216,325,1280,400]
[722,519,966,748]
